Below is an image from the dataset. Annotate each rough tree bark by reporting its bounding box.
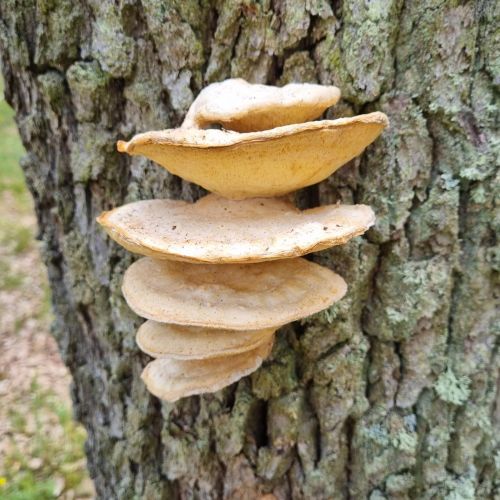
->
[0,1,498,498]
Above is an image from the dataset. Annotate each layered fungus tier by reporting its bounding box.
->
[98,78,388,402]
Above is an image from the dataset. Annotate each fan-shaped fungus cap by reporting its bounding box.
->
[182,78,341,132]
[116,112,389,199]
[122,257,347,330]
[97,194,375,263]
[136,320,276,360]
[141,338,273,402]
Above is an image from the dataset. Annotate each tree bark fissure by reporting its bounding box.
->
[0,0,498,499]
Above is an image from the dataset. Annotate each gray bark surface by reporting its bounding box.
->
[0,1,498,498]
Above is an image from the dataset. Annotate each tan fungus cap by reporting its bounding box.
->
[117,112,389,199]
[182,78,341,132]
[141,338,273,402]
[97,194,375,263]
[136,320,276,359]
[122,257,347,330]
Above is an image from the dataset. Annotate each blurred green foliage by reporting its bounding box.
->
[1,382,88,500]
[0,78,92,499]
[0,78,26,197]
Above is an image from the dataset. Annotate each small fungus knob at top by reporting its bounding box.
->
[181,78,341,132]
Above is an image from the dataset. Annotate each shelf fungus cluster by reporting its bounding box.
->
[98,78,388,402]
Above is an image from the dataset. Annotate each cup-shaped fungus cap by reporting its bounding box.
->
[141,338,273,402]
[122,257,347,330]
[181,78,341,132]
[136,320,276,360]
[97,194,375,264]
[117,112,389,199]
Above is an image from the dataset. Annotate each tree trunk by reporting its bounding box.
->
[0,1,498,498]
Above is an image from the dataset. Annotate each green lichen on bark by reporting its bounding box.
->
[0,0,498,498]
[35,0,85,69]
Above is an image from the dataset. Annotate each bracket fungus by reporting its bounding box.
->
[141,339,274,402]
[99,79,388,402]
[117,113,388,199]
[181,78,341,132]
[122,257,347,330]
[136,321,276,360]
[97,194,375,264]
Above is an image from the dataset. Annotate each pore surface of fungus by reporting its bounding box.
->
[122,257,347,330]
[136,320,276,360]
[97,194,375,263]
[141,339,273,402]
[182,78,341,132]
[117,112,389,199]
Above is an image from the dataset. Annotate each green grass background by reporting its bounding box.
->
[0,78,26,196]
[0,78,91,499]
